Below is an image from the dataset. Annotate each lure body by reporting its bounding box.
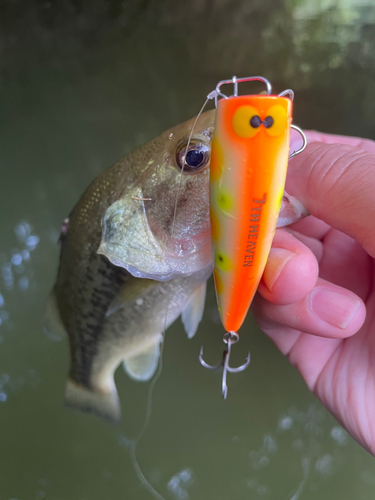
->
[210,95,292,333]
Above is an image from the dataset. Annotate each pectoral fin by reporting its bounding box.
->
[123,338,162,381]
[106,277,156,317]
[181,281,207,339]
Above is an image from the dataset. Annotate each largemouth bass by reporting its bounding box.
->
[45,110,307,424]
[45,111,215,423]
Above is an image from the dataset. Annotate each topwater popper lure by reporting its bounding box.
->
[199,76,307,398]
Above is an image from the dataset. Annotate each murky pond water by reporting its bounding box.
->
[1,1,375,499]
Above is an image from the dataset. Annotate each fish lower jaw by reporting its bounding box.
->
[124,255,213,282]
[108,227,213,281]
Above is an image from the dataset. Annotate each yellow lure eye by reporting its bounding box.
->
[215,251,232,271]
[216,189,233,213]
[232,105,262,138]
[263,105,288,137]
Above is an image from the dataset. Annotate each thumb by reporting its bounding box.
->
[286,141,375,257]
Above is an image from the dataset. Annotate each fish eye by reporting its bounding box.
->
[176,142,210,173]
[186,149,204,166]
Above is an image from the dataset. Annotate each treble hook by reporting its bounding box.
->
[199,332,250,399]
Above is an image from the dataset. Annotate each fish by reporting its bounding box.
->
[45,108,308,424]
[45,111,215,423]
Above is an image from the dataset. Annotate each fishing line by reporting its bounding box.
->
[129,348,167,500]
[170,95,212,231]
[289,456,310,500]
[128,93,215,500]
[286,433,315,500]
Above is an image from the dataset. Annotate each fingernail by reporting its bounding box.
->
[263,248,295,292]
[310,288,361,329]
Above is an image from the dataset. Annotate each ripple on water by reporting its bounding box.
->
[0,221,41,330]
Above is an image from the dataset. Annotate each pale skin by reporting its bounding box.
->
[252,131,375,456]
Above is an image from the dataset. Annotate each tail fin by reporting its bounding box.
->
[64,379,121,425]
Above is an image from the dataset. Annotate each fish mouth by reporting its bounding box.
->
[109,229,212,282]
[146,211,211,259]
[137,214,212,280]
[166,231,212,259]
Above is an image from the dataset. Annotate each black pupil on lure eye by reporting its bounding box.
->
[185,149,204,167]
[263,116,274,128]
[250,115,262,128]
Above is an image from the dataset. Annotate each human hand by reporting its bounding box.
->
[252,131,375,455]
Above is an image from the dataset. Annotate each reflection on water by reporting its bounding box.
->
[1,221,40,344]
[243,404,351,498]
[1,0,375,499]
[167,468,194,500]
[4,222,39,290]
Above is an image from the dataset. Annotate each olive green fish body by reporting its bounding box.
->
[46,111,215,423]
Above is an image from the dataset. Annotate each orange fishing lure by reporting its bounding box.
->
[199,76,306,397]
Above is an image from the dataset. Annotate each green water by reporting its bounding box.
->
[1,0,375,498]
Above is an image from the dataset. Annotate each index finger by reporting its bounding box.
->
[288,130,375,240]
[285,139,375,257]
